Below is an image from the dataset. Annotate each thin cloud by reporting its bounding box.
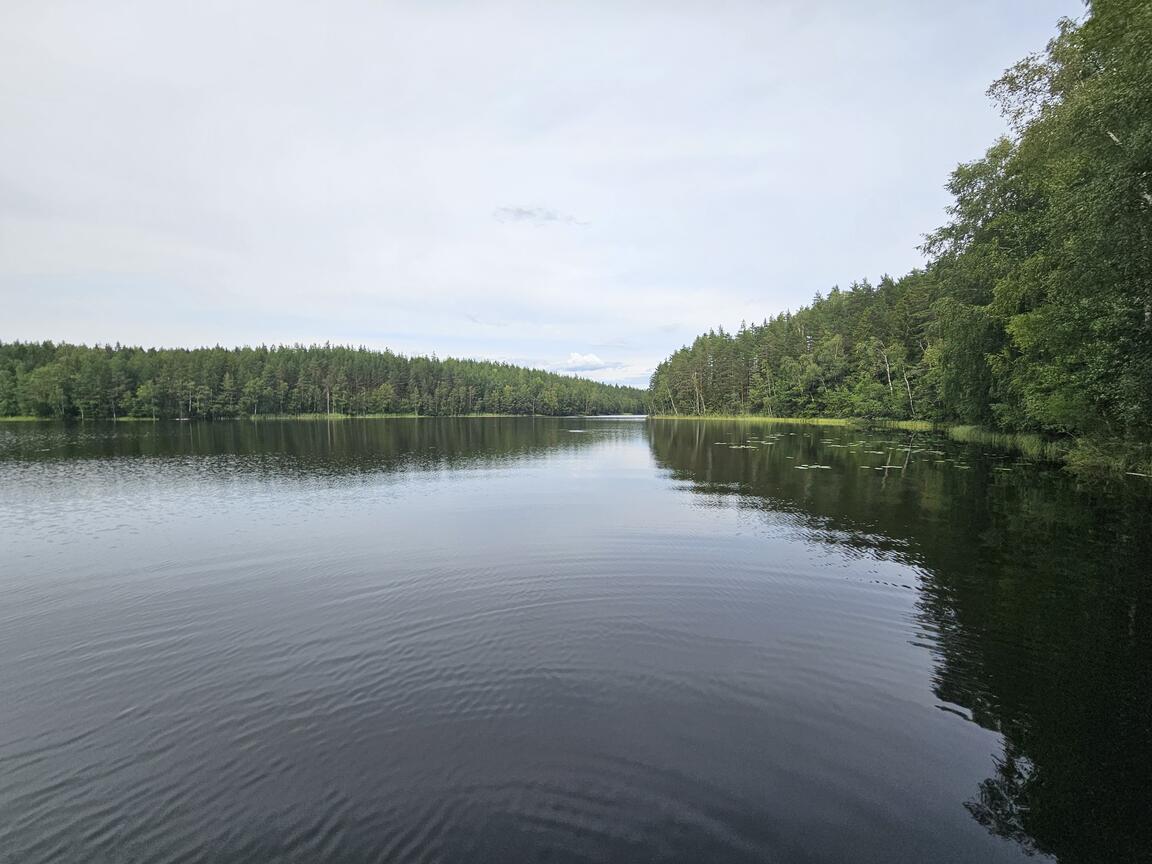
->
[464,313,510,328]
[556,352,624,373]
[493,206,587,227]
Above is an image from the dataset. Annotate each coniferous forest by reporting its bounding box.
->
[0,343,646,419]
[3,2,1148,456]
[649,1,1151,459]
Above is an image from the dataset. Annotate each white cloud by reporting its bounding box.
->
[557,352,618,372]
[0,0,1081,382]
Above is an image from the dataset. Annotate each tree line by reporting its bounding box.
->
[650,0,1151,450]
[0,342,646,419]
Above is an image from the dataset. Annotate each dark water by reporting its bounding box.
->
[1,418,1149,864]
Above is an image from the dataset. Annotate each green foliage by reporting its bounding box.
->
[1063,436,1152,477]
[650,277,934,422]
[0,342,646,419]
[650,0,1151,449]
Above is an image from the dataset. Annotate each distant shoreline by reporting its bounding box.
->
[0,412,647,422]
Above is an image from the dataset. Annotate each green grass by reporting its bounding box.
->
[649,414,934,429]
[647,414,1079,464]
[1063,437,1152,478]
[245,412,594,420]
[944,425,1070,462]
[649,414,939,432]
[0,415,160,422]
[649,415,856,426]
[876,419,936,432]
[1,412,595,422]
[248,412,416,420]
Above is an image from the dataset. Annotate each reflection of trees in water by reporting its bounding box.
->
[966,744,1041,857]
[921,497,1152,864]
[0,417,626,476]
[646,419,1152,863]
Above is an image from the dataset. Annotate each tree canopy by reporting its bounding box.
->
[0,342,646,419]
[650,0,1151,445]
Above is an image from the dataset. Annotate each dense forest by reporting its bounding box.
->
[650,1,1151,456]
[0,342,646,418]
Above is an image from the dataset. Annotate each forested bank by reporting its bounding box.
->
[649,1,1151,469]
[0,343,645,419]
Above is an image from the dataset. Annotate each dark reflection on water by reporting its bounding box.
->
[0,416,611,470]
[1,418,1148,864]
[648,419,1152,864]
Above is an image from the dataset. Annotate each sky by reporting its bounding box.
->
[1,0,1082,387]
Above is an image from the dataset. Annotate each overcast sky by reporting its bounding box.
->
[1,0,1081,386]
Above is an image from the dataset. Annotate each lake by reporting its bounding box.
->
[1,417,1148,863]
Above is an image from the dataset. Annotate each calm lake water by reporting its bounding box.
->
[1,418,1149,864]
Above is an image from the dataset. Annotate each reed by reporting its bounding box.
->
[647,415,1076,464]
[945,425,1070,462]
[648,415,856,426]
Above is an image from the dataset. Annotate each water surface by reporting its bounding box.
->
[1,418,1148,863]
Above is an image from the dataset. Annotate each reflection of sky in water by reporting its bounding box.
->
[1,418,1147,863]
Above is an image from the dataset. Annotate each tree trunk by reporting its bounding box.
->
[880,348,893,393]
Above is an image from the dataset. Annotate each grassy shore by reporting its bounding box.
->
[242,413,597,420]
[1,415,164,422]
[944,424,1070,462]
[0,412,596,422]
[649,414,858,427]
[648,414,941,431]
[646,414,1152,476]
